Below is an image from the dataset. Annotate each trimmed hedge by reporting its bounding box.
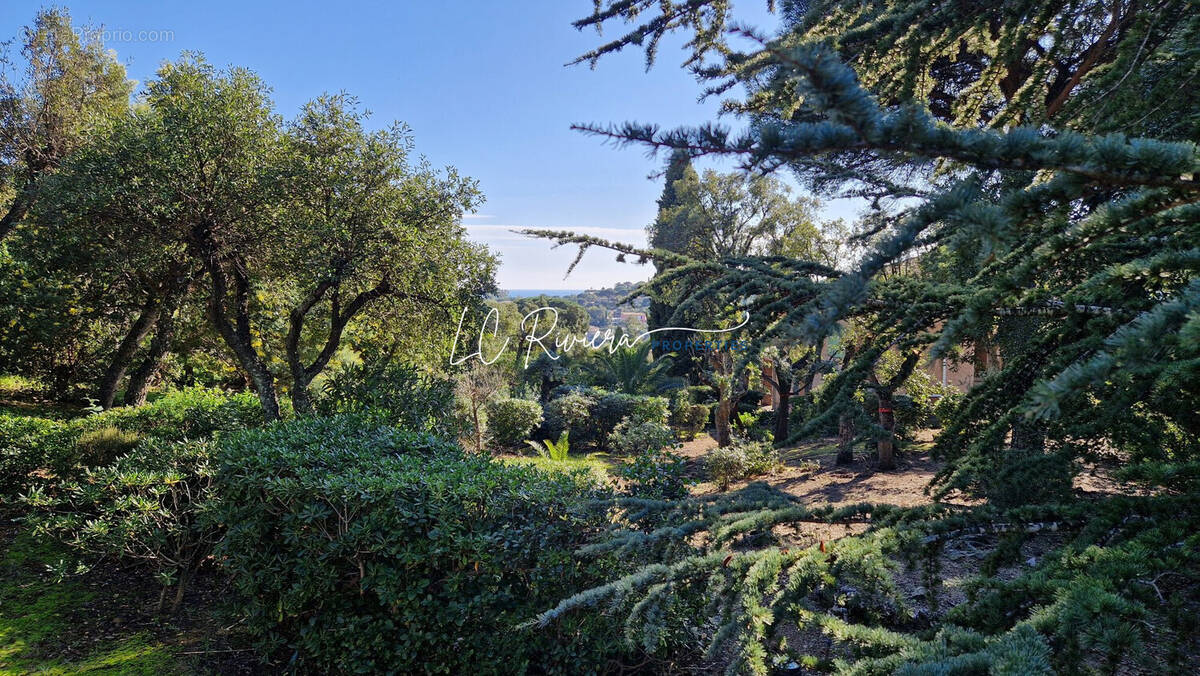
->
[211,416,627,673]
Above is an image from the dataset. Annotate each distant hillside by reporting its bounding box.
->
[496,282,649,331]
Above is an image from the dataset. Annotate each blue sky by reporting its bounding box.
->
[3,1,851,289]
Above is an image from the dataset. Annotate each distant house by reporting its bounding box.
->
[609,310,647,324]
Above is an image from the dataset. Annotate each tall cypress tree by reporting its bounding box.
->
[645,148,696,338]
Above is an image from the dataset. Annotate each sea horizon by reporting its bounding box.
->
[500,288,587,298]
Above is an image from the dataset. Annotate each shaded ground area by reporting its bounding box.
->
[0,521,263,675]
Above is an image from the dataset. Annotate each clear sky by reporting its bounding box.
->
[1,1,841,290]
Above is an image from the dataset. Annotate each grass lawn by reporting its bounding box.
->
[498,451,618,483]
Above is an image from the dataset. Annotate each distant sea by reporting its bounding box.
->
[501,289,585,298]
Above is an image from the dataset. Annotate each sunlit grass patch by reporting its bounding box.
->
[500,451,616,482]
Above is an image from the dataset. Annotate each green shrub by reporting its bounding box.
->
[485,397,543,447]
[670,399,710,439]
[618,449,692,499]
[318,363,461,438]
[74,387,263,442]
[211,416,627,673]
[608,417,677,456]
[0,414,71,498]
[544,390,597,441]
[932,390,964,429]
[706,440,782,491]
[22,438,217,613]
[72,426,142,468]
[594,392,669,432]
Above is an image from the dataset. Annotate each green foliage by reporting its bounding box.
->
[617,449,692,499]
[670,399,710,439]
[543,388,670,449]
[0,414,71,498]
[536,479,1200,674]
[734,409,774,443]
[211,416,627,673]
[75,387,264,442]
[22,438,217,613]
[72,426,142,468]
[485,397,543,447]
[0,388,257,501]
[543,390,597,442]
[582,341,682,394]
[706,440,782,491]
[527,430,571,462]
[318,363,460,438]
[542,2,1200,504]
[594,391,670,431]
[608,416,678,456]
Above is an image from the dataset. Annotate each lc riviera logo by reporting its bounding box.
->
[449,306,751,368]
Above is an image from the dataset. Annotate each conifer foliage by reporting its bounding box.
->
[530,2,1200,671]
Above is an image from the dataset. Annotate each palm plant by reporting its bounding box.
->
[525,430,570,462]
[583,341,683,395]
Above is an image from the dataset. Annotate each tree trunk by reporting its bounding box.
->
[836,414,855,465]
[0,182,35,242]
[773,385,791,446]
[286,279,391,417]
[206,257,280,421]
[124,301,179,406]
[715,396,733,447]
[98,297,162,409]
[876,390,896,471]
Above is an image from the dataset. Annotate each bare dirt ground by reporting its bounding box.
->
[676,430,959,508]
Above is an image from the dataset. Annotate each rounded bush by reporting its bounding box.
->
[608,417,677,456]
[485,397,543,448]
[617,449,691,499]
[544,391,597,440]
[211,415,627,673]
[705,440,781,491]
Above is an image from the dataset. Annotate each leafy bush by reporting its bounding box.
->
[543,390,597,441]
[595,392,669,431]
[932,390,964,429]
[485,397,543,447]
[211,416,627,673]
[608,417,677,456]
[734,409,774,443]
[23,438,218,613]
[318,363,461,438]
[670,400,710,439]
[706,440,782,491]
[0,389,259,501]
[544,389,670,449]
[72,426,142,468]
[0,414,71,498]
[617,449,692,499]
[75,387,263,442]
